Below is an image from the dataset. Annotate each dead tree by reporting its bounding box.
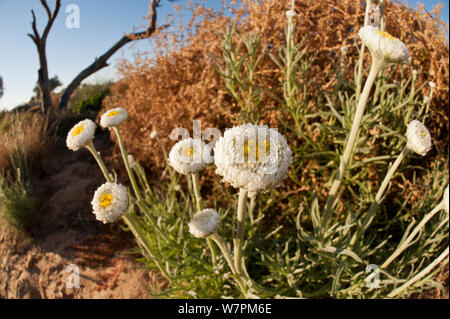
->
[28,0,167,113]
[28,0,61,114]
[0,76,4,100]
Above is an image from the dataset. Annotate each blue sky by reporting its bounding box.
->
[0,0,448,110]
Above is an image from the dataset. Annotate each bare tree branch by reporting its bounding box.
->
[58,0,167,110]
[40,0,53,19]
[28,10,40,46]
[27,0,169,112]
[42,0,60,41]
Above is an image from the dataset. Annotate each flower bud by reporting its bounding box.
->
[406,120,432,156]
[188,209,220,238]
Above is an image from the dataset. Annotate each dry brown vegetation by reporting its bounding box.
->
[0,112,51,173]
[103,0,449,169]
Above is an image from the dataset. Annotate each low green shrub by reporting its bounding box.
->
[72,89,110,115]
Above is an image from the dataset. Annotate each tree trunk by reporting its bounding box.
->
[28,0,61,115]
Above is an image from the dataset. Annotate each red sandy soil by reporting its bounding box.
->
[0,133,164,299]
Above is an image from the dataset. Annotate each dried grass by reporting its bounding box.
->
[0,112,50,173]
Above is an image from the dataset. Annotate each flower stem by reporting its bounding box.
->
[210,233,248,296]
[387,246,449,298]
[121,213,172,281]
[191,172,204,211]
[372,147,409,208]
[86,130,172,279]
[381,203,444,270]
[207,238,217,269]
[234,188,248,276]
[191,171,217,268]
[248,195,256,224]
[111,127,172,241]
[380,0,385,31]
[130,160,153,197]
[322,60,383,236]
[350,147,409,246]
[85,141,113,183]
[211,233,237,274]
[355,3,372,101]
[112,127,145,205]
[86,137,170,274]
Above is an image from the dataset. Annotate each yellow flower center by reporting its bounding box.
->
[377,30,395,41]
[108,111,119,117]
[181,147,194,158]
[73,125,84,136]
[100,193,113,208]
[244,139,270,163]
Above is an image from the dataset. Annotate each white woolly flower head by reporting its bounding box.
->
[443,185,449,214]
[214,124,293,194]
[188,209,220,238]
[66,119,96,151]
[91,182,128,224]
[168,138,212,175]
[428,81,436,89]
[406,120,432,156]
[358,26,410,64]
[100,107,128,128]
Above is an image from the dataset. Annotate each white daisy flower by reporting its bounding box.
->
[100,107,128,128]
[358,26,410,64]
[214,124,293,194]
[168,138,212,175]
[188,209,220,238]
[443,185,449,214]
[406,120,432,156]
[66,119,96,151]
[91,182,128,224]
